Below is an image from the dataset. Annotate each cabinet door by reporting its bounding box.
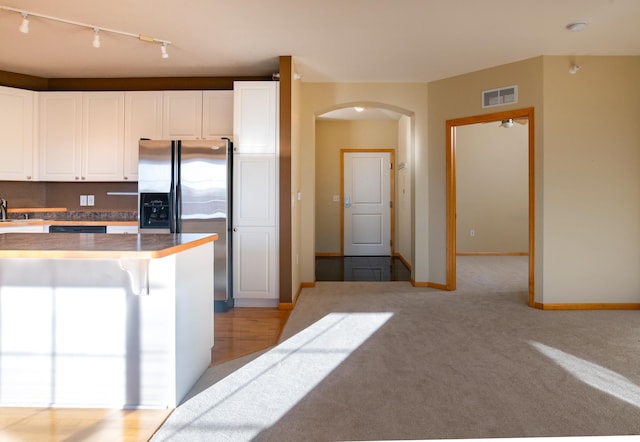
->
[124,91,163,181]
[82,92,125,181]
[0,225,45,233]
[233,82,278,153]
[232,154,276,226]
[202,90,233,138]
[233,226,277,300]
[39,92,83,181]
[0,86,35,181]
[162,91,202,139]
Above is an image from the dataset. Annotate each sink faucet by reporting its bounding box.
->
[0,199,7,221]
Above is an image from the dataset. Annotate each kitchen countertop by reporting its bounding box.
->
[0,219,137,226]
[0,232,217,259]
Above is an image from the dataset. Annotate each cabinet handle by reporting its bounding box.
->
[75,176,80,180]
[123,176,128,180]
[81,176,86,180]
[26,176,31,180]
[233,228,237,232]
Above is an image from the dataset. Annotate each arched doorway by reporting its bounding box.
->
[314,103,414,281]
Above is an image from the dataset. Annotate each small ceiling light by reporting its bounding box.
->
[160,42,169,59]
[19,13,29,34]
[566,21,588,32]
[569,64,582,74]
[354,106,364,112]
[500,119,514,128]
[92,28,101,48]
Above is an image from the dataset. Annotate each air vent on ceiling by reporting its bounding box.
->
[482,85,518,108]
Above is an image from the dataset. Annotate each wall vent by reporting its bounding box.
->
[482,85,518,108]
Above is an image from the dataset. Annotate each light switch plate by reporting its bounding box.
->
[80,195,87,206]
[87,195,95,206]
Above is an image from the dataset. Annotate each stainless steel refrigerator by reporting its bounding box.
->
[138,138,233,311]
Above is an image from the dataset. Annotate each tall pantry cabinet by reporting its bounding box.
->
[232,81,279,307]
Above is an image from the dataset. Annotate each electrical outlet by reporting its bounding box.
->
[87,195,95,206]
[470,229,475,237]
[332,195,340,202]
[80,195,87,206]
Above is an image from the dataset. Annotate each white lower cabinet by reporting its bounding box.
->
[0,225,46,233]
[232,226,277,306]
[106,225,138,234]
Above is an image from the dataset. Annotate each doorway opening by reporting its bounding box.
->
[314,104,413,283]
[446,107,535,306]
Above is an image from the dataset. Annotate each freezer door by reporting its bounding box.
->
[138,140,173,194]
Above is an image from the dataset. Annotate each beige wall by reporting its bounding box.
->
[428,57,543,287]
[298,55,639,305]
[315,119,398,254]
[396,115,412,264]
[456,122,528,253]
[540,56,640,303]
[300,83,428,287]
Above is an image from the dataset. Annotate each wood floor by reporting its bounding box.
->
[0,307,290,442]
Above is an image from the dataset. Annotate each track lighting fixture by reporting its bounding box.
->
[92,28,101,48]
[1,5,171,59]
[19,12,29,34]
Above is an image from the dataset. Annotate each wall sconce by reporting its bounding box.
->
[569,64,582,74]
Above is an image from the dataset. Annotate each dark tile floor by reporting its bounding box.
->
[315,256,411,282]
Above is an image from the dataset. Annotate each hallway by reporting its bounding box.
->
[315,256,411,282]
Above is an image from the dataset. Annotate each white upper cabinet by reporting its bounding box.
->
[39,92,83,181]
[82,92,125,181]
[162,91,203,140]
[202,90,233,138]
[40,92,125,182]
[0,86,35,181]
[163,90,233,140]
[233,82,278,153]
[124,91,164,181]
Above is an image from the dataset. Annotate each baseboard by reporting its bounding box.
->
[315,252,342,257]
[393,252,412,271]
[412,280,450,291]
[534,302,640,310]
[456,252,528,256]
[233,298,279,308]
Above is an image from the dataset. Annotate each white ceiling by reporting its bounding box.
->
[0,0,638,84]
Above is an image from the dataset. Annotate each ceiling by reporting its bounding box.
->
[1,0,639,84]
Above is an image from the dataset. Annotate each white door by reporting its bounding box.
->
[343,151,391,256]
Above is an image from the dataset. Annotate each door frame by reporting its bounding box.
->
[446,107,535,306]
[340,148,396,256]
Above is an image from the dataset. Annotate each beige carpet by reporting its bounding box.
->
[152,256,640,441]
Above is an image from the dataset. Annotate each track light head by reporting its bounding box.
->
[92,28,101,48]
[160,42,169,59]
[19,13,29,34]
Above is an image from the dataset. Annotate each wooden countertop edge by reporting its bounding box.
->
[0,233,218,259]
[0,220,138,226]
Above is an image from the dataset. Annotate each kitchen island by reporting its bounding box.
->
[0,233,217,409]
